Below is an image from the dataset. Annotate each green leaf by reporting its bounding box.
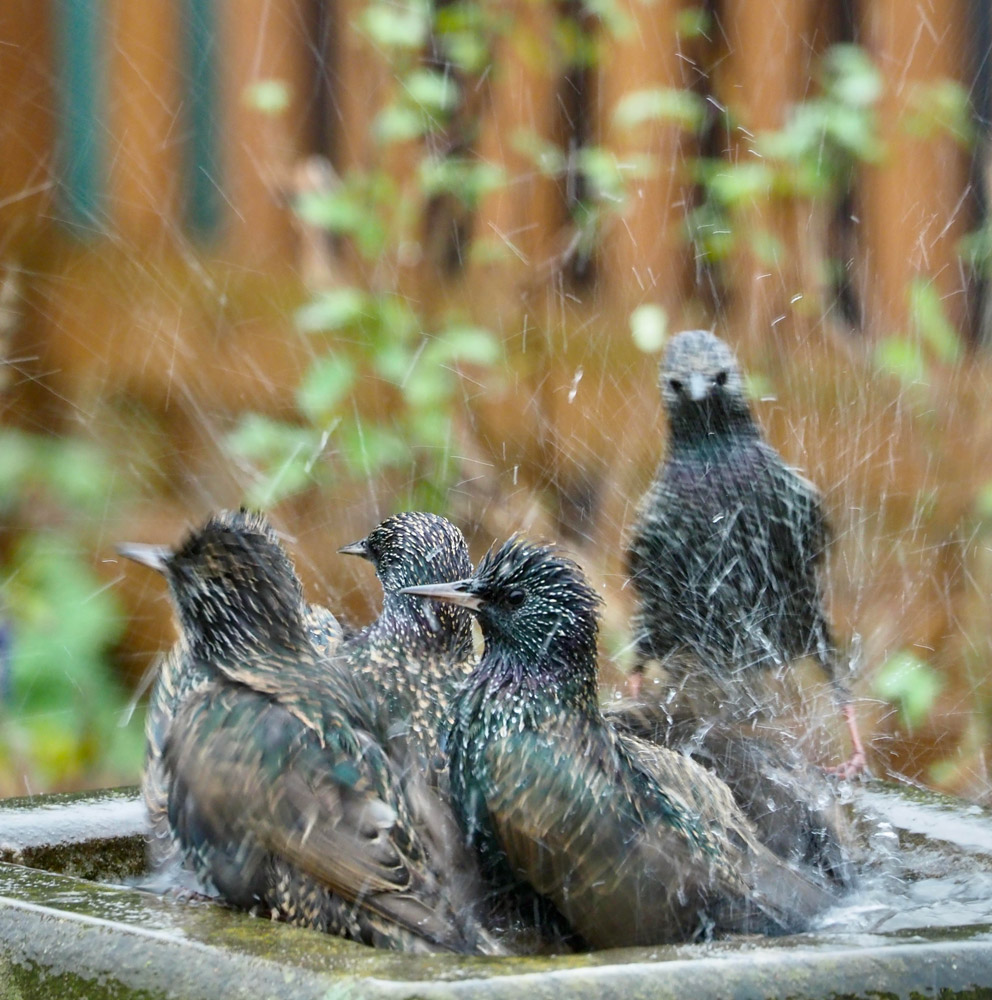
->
[873,335,926,384]
[0,430,37,505]
[824,44,882,108]
[513,130,566,177]
[227,414,314,463]
[243,79,291,115]
[341,422,408,475]
[418,157,506,206]
[404,69,459,114]
[908,278,962,364]
[374,341,414,382]
[403,365,452,408]
[362,1,430,49]
[373,104,427,144]
[629,304,668,353]
[296,356,357,424]
[974,481,992,520]
[873,650,943,730]
[706,162,774,207]
[433,325,501,366]
[676,7,711,40]
[296,288,370,333]
[904,79,975,147]
[613,87,706,132]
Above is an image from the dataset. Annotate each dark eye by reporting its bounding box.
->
[669,379,683,394]
[506,588,526,608]
[715,371,728,387]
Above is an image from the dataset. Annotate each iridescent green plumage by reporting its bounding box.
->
[403,538,835,948]
[121,509,497,953]
[625,329,865,777]
[337,511,475,767]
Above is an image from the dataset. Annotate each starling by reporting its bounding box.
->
[625,329,865,778]
[337,511,475,766]
[402,538,835,949]
[605,699,856,887]
[131,549,344,870]
[119,509,498,954]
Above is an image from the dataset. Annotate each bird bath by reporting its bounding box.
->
[1,780,991,999]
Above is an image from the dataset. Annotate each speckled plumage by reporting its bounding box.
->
[121,510,498,954]
[338,511,475,767]
[403,538,834,949]
[605,699,856,886]
[625,331,864,775]
[140,577,344,869]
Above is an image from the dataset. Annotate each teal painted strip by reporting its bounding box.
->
[184,0,222,238]
[54,0,104,231]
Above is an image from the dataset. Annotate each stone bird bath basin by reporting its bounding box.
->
[1,781,992,998]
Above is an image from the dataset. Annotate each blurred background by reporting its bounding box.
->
[1,0,991,799]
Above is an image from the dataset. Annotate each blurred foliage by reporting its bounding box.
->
[873,650,944,732]
[230,0,507,511]
[688,44,883,268]
[0,429,142,793]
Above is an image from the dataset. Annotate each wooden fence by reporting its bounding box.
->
[2,0,992,794]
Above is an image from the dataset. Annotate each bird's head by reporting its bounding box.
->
[659,329,753,436]
[118,509,307,653]
[339,511,474,642]
[400,537,601,686]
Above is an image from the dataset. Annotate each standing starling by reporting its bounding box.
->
[625,329,865,778]
[119,509,498,954]
[402,538,834,949]
[337,511,475,766]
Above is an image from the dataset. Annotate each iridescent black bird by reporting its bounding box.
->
[605,700,856,886]
[133,553,344,869]
[119,510,498,953]
[403,538,834,948]
[337,511,475,766]
[625,329,865,777]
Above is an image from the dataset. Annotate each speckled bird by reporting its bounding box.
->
[135,548,344,870]
[119,509,499,954]
[625,329,865,777]
[336,511,475,766]
[605,699,856,886]
[403,538,835,948]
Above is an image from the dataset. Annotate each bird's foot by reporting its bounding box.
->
[824,749,866,780]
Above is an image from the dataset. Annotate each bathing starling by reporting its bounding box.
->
[625,329,865,777]
[120,510,497,954]
[134,559,344,870]
[337,511,475,766]
[605,698,856,886]
[403,538,834,948]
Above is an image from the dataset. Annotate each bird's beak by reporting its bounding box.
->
[399,579,483,611]
[337,538,370,560]
[116,542,172,574]
[688,371,708,401]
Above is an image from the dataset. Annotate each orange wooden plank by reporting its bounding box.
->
[857,0,972,339]
[106,0,181,245]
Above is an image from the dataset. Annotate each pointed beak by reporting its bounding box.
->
[688,371,708,402]
[399,579,483,612]
[116,542,172,574]
[337,538,370,560]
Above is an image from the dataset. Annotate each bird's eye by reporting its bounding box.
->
[669,379,683,394]
[715,371,728,387]
[506,588,526,608]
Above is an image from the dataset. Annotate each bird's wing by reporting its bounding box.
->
[481,719,748,948]
[167,682,485,952]
[764,449,832,558]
